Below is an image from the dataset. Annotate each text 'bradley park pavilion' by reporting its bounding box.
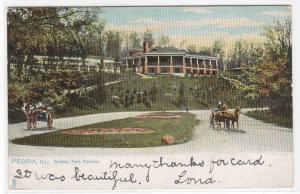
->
[122,41,219,76]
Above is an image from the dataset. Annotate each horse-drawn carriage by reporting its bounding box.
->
[22,102,53,130]
[210,104,241,131]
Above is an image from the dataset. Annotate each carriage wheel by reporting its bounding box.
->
[33,120,37,128]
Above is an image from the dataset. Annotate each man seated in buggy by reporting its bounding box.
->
[210,101,230,129]
[212,101,224,113]
[35,102,50,121]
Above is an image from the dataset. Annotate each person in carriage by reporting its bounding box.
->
[210,100,230,129]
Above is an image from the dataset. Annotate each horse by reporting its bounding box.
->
[22,103,53,130]
[227,106,241,131]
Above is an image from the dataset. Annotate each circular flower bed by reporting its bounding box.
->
[62,127,154,135]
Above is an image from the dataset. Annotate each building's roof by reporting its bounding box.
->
[148,47,184,54]
[128,48,143,52]
[124,46,217,59]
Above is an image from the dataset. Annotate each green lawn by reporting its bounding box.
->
[52,75,248,118]
[245,110,293,128]
[9,75,249,123]
[11,112,200,147]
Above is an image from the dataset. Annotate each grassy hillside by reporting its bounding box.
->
[54,75,248,118]
[10,74,249,123]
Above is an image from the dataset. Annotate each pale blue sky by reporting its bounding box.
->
[100,6,291,51]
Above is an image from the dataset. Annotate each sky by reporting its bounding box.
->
[101,6,291,53]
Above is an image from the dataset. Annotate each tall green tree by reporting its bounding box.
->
[105,31,123,62]
[128,32,142,48]
[187,44,197,52]
[239,19,292,112]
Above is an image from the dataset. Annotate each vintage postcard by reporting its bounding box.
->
[6,5,293,190]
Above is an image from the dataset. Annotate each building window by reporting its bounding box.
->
[173,56,183,66]
[185,58,191,67]
[160,56,170,66]
[211,60,217,69]
[134,58,139,65]
[148,56,158,66]
[192,58,197,67]
[205,60,210,67]
[199,59,204,68]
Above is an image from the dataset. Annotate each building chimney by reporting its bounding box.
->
[143,41,150,53]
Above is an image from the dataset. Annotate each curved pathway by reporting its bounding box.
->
[9,110,293,157]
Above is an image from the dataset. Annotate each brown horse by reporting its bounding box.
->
[227,106,241,130]
[211,105,240,131]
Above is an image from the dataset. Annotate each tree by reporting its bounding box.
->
[7,7,104,70]
[89,21,106,65]
[158,35,170,48]
[105,31,123,62]
[198,46,211,55]
[211,40,224,58]
[128,32,142,48]
[7,7,106,114]
[239,19,292,113]
[179,40,186,49]
[150,83,158,103]
[226,40,255,69]
[137,92,142,103]
[178,82,187,106]
[187,45,197,52]
[211,40,225,70]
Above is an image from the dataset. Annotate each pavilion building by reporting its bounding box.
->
[122,41,219,76]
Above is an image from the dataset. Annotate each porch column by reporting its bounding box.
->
[197,58,199,74]
[190,58,193,73]
[157,56,160,74]
[182,56,186,74]
[137,57,141,72]
[133,58,135,66]
[144,56,148,74]
[203,59,206,75]
[126,58,128,69]
[216,59,219,76]
[209,59,212,75]
[170,56,174,73]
